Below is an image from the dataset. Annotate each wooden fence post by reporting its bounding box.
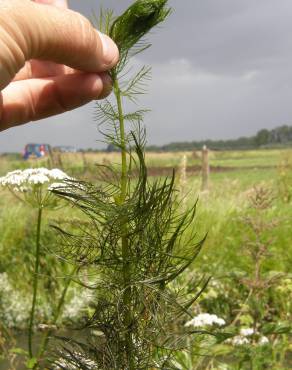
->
[81,152,88,174]
[179,154,188,208]
[201,145,210,191]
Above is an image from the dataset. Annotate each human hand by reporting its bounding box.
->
[0,0,119,132]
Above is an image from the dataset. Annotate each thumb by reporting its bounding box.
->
[0,0,119,90]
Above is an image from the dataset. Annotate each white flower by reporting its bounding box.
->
[0,168,70,194]
[226,329,270,347]
[240,328,255,337]
[258,336,269,345]
[0,273,31,328]
[62,288,92,320]
[0,168,71,208]
[0,272,89,329]
[0,171,26,186]
[231,336,250,346]
[185,313,225,328]
[28,173,50,185]
[50,168,68,180]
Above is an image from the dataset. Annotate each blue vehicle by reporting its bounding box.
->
[23,144,51,160]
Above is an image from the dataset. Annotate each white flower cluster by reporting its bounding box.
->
[0,273,51,328]
[62,287,92,320]
[185,313,226,328]
[0,272,93,329]
[54,352,96,370]
[0,168,69,190]
[227,327,269,347]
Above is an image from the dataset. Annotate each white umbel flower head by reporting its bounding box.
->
[0,168,71,208]
[226,327,270,347]
[185,313,225,328]
[0,168,70,188]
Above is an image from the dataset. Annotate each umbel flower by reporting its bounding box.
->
[225,327,270,347]
[1,167,74,362]
[0,168,70,209]
[0,168,68,188]
[185,313,226,328]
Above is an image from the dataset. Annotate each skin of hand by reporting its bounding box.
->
[0,0,119,132]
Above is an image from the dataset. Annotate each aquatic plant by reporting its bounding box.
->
[50,1,207,369]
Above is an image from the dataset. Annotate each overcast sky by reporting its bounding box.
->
[1,0,292,152]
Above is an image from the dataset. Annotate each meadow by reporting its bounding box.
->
[0,147,291,369]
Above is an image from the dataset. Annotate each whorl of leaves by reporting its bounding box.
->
[110,0,171,55]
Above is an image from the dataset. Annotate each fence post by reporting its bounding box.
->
[81,152,88,174]
[201,145,210,191]
[48,146,63,169]
[179,154,188,208]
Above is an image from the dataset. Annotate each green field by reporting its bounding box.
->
[0,148,291,369]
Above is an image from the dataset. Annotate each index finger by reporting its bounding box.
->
[0,0,119,89]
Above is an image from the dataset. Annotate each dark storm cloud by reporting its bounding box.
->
[1,0,292,152]
[150,0,292,75]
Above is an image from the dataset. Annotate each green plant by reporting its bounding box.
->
[48,1,210,369]
[0,168,76,368]
[278,152,292,203]
[192,185,292,369]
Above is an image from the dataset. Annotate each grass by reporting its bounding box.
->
[1,148,291,275]
[0,148,291,368]
[1,148,290,176]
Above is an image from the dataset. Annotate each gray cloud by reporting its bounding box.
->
[1,0,292,152]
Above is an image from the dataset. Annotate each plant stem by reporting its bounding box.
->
[28,207,43,358]
[113,75,135,370]
[114,78,127,202]
[34,266,77,368]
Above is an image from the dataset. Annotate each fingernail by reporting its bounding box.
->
[97,31,119,66]
[90,73,113,99]
[33,0,68,8]
[99,73,113,98]
[53,0,68,8]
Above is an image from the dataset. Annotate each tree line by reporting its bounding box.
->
[144,125,292,152]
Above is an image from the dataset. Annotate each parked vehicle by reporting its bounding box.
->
[23,144,51,160]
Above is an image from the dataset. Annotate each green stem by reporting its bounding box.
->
[113,75,135,370]
[187,338,193,369]
[28,207,43,358]
[114,78,127,201]
[34,266,77,367]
